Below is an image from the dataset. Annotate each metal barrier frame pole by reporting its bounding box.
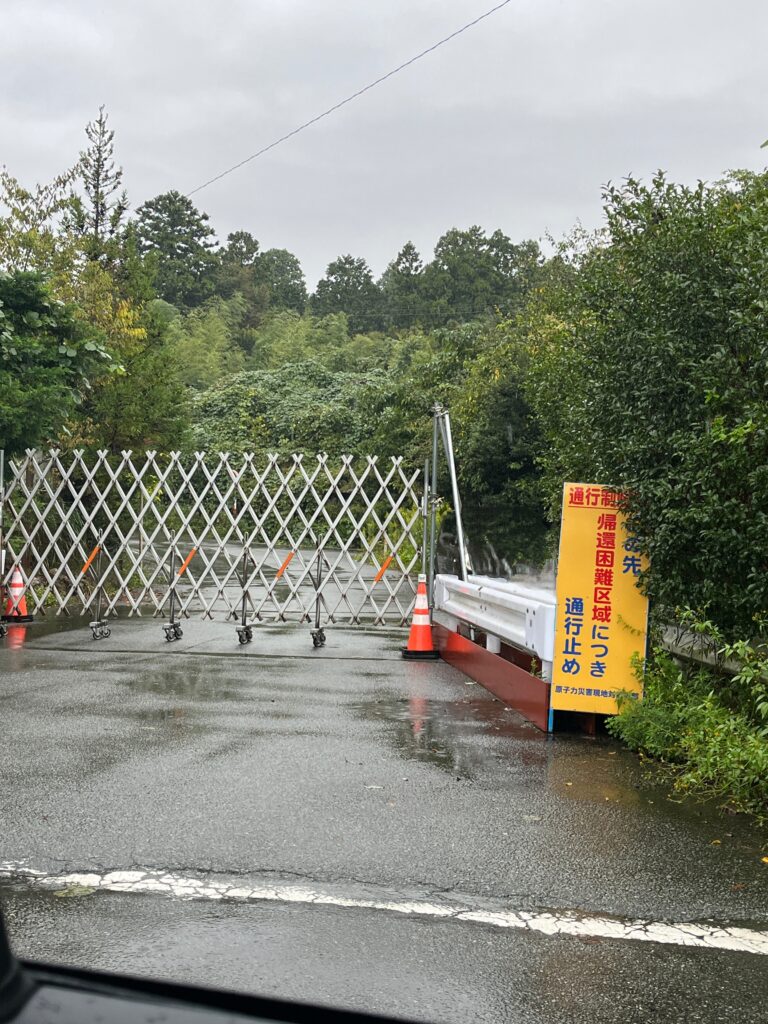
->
[421,458,429,582]
[438,411,468,582]
[428,414,439,607]
[87,532,110,640]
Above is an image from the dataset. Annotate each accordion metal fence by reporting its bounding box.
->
[0,449,425,627]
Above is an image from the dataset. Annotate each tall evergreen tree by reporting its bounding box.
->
[215,230,264,313]
[255,248,307,312]
[380,241,425,328]
[311,254,383,334]
[214,232,307,326]
[77,106,128,261]
[421,226,542,325]
[135,191,217,308]
[220,230,260,268]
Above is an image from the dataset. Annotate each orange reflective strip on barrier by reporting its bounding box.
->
[275,551,295,580]
[81,546,100,575]
[178,547,197,576]
[373,555,393,584]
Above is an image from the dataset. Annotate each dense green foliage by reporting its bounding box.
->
[215,231,307,315]
[524,173,768,639]
[191,362,390,456]
[452,332,549,566]
[2,107,767,817]
[73,303,190,453]
[0,272,110,455]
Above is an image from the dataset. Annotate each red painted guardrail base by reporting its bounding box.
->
[433,622,550,732]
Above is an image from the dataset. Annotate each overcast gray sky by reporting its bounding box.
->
[2,0,767,286]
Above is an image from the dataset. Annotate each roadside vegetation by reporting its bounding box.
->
[1,109,766,819]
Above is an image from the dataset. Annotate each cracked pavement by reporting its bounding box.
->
[3,863,768,956]
[1,618,767,1022]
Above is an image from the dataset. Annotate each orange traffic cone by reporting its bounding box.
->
[3,566,33,622]
[402,573,439,660]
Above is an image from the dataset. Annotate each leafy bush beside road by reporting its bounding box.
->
[608,634,768,821]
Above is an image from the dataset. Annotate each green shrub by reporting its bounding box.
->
[607,630,768,821]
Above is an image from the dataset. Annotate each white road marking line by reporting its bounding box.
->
[2,862,767,956]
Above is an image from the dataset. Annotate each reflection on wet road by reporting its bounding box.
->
[352,690,544,779]
[1,618,767,1023]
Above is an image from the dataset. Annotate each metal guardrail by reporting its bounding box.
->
[433,575,738,691]
[432,573,556,680]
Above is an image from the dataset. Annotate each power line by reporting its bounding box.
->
[186,0,513,198]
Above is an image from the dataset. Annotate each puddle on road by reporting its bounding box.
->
[350,690,768,849]
[127,667,245,702]
[123,654,296,701]
[351,692,544,779]
[130,706,207,734]
[0,615,94,658]
[2,615,90,639]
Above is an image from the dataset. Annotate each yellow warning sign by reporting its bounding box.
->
[551,483,649,715]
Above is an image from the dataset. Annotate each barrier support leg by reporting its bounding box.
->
[163,547,183,642]
[88,534,111,640]
[236,545,254,645]
[310,550,326,648]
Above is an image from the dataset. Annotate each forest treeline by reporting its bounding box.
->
[2,109,767,817]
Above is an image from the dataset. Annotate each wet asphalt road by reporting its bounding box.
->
[1,617,767,1023]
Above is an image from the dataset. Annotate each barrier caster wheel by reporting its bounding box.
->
[173,624,183,640]
[0,625,7,639]
[311,629,326,648]
[102,627,111,639]
[237,628,247,645]
[163,625,175,642]
[245,626,253,643]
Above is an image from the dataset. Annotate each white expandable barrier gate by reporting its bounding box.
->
[0,449,424,625]
[432,574,557,680]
